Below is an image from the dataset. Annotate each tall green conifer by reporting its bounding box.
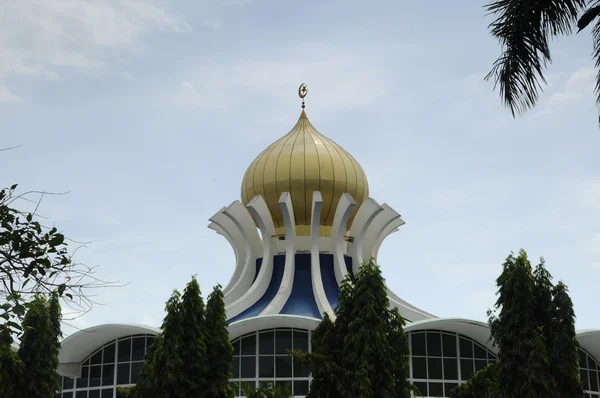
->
[18,295,61,397]
[205,284,235,398]
[0,325,23,398]
[551,282,584,397]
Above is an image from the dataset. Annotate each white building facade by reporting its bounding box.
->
[57,93,600,398]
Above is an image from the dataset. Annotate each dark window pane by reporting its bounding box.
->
[580,350,588,368]
[591,357,598,370]
[118,339,131,362]
[442,333,457,357]
[147,336,155,351]
[294,380,309,395]
[293,331,309,352]
[276,356,293,378]
[276,330,292,355]
[241,335,256,355]
[412,357,427,379]
[89,391,100,398]
[443,358,458,380]
[76,366,89,388]
[474,343,487,359]
[411,333,426,356]
[475,359,488,372]
[275,380,292,395]
[590,370,598,391]
[489,353,497,361]
[428,358,443,379]
[294,357,309,377]
[101,390,112,398]
[445,383,459,396]
[76,392,87,398]
[64,376,74,390]
[582,369,590,390]
[259,331,275,355]
[83,358,89,366]
[413,381,427,396]
[103,343,115,363]
[117,363,130,385]
[460,359,474,380]
[63,394,73,398]
[102,364,114,386]
[459,338,473,358]
[91,350,102,365]
[429,382,443,397]
[132,337,145,361]
[427,332,442,357]
[90,365,102,387]
[241,356,256,378]
[232,339,240,356]
[259,356,274,378]
[231,357,240,379]
[130,362,143,384]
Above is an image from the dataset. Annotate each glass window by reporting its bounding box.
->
[241,356,256,378]
[117,363,130,385]
[88,390,99,398]
[103,343,115,364]
[428,358,443,379]
[475,359,488,372]
[231,357,240,379]
[64,376,74,390]
[131,362,143,384]
[412,357,427,379]
[102,364,114,386]
[582,369,590,391]
[63,393,73,398]
[460,359,474,380]
[581,350,588,368]
[590,370,598,392]
[146,336,155,351]
[101,390,112,398]
[473,343,487,359]
[232,339,240,356]
[77,366,89,389]
[459,338,473,358]
[259,331,275,355]
[293,331,309,352]
[241,335,256,356]
[275,356,293,378]
[76,391,87,398]
[445,382,459,396]
[294,357,309,377]
[275,330,292,355]
[131,337,145,361]
[443,358,458,380]
[89,366,101,387]
[414,381,427,396]
[90,351,102,365]
[427,332,442,357]
[411,333,426,356]
[275,380,292,393]
[294,380,309,395]
[429,382,444,397]
[442,333,457,358]
[259,356,274,378]
[118,338,131,362]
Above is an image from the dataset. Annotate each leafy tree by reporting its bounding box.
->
[0,325,23,398]
[17,295,62,398]
[550,282,583,397]
[448,363,498,398]
[484,0,600,122]
[292,259,413,398]
[205,284,235,398]
[179,276,208,396]
[0,184,113,338]
[239,382,293,398]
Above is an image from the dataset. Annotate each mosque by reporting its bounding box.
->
[55,85,600,398]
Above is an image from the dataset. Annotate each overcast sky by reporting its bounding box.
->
[1,0,599,337]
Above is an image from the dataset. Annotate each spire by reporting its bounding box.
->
[298,83,308,119]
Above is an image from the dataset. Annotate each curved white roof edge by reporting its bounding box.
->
[405,317,497,354]
[577,329,600,362]
[59,323,160,364]
[228,315,321,340]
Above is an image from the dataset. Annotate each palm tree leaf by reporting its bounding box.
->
[485,0,586,116]
[578,5,600,32]
[590,17,600,124]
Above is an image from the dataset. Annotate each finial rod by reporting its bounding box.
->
[298,83,307,109]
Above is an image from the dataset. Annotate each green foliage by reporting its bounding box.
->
[134,276,233,398]
[205,284,235,398]
[116,386,136,398]
[17,295,62,398]
[239,382,293,398]
[448,363,498,398]
[0,325,23,398]
[488,249,584,398]
[291,258,413,398]
[0,184,108,338]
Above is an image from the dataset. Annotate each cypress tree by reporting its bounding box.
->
[0,325,23,398]
[179,276,208,395]
[18,295,61,397]
[550,282,584,397]
[489,250,538,398]
[522,330,556,397]
[204,284,235,398]
[388,308,412,398]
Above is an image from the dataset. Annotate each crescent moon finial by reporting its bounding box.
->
[298,83,307,109]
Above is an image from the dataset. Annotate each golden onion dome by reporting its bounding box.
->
[241,108,369,237]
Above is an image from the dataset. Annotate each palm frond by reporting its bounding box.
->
[485,0,586,116]
[590,15,600,124]
[577,4,600,32]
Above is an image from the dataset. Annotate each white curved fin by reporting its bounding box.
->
[310,191,334,319]
[362,204,400,262]
[330,193,357,286]
[348,198,383,275]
